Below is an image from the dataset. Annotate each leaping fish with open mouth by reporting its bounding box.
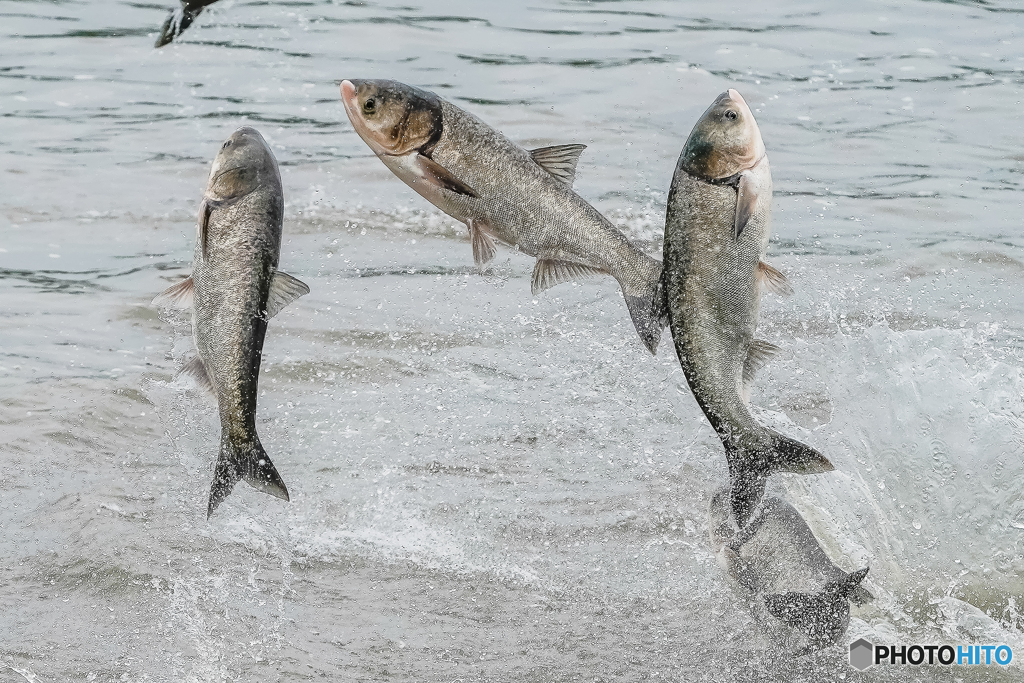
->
[662,89,834,525]
[154,126,309,517]
[339,78,667,354]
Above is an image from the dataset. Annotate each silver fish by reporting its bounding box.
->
[708,488,872,654]
[662,89,833,525]
[154,126,310,517]
[339,79,666,354]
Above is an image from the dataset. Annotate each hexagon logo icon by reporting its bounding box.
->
[849,638,874,670]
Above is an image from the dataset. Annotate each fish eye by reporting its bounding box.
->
[363,97,377,115]
[724,110,738,121]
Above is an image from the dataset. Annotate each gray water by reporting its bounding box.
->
[2,0,1024,680]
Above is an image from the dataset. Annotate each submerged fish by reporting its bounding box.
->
[339,78,666,354]
[154,0,219,47]
[662,89,833,525]
[708,488,873,654]
[154,126,310,517]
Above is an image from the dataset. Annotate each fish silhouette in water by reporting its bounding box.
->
[154,126,309,517]
[662,89,833,524]
[155,0,220,47]
[339,78,667,354]
[708,488,873,654]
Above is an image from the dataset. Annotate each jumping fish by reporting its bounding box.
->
[339,79,666,354]
[154,0,220,47]
[662,89,833,525]
[708,488,873,653]
[154,126,309,517]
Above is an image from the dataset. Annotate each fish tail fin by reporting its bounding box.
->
[208,432,290,518]
[726,430,833,525]
[155,3,202,47]
[622,261,669,355]
[763,588,851,648]
[828,567,871,602]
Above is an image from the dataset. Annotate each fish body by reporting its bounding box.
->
[155,0,220,47]
[708,488,872,653]
[154,126,309,516]
[662,89,832,524]
[340,79,665,354]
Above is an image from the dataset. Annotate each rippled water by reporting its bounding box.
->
[2,0,1024,680]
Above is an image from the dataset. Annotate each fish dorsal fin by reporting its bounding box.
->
[531,258,606,295]
[179,355,216,396]
[741,338,781,398]
[153,276,194,309]
[411,154,478,197]
[530,144,586,187]
[734,170,761,239]
[757,261,793,296]
[265,270,310,318]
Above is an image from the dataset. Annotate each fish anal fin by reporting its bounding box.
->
[529,144,587,187]
[735,171,760,239]
[179,355,216,396]
[153,276,194,309]
[531,258,606,295]
[757,261,794,296]
[411,154,478,197]
[742,338,782,396]
[468,218,497,269]
[265,270,310,318]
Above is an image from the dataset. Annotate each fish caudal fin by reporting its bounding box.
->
[829,567,870,601]
[727,431,833,525]
[155,4,202,47]
[762,568,867,650]
[623,266,669,355]
[208,434,290,518]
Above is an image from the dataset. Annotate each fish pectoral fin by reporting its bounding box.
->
[529,144,587,187]
[266,270,311,318]
[734,171,761,239]
[757,261,794,296]
[411,154,479,197]
[531,258,606,295]
[152,276,195,309]
[178,355,216,396]
[198,198,214,260]
[467,218,497,269]
[742,338,782,389]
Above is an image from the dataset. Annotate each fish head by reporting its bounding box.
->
[206,126,279,201]
[680,89,765,180]
[340,79,443,157]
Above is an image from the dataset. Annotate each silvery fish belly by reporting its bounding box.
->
[153,126,310,518]
[662,89,833,526]
[339,78,666,354]
[708,488,872,654]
